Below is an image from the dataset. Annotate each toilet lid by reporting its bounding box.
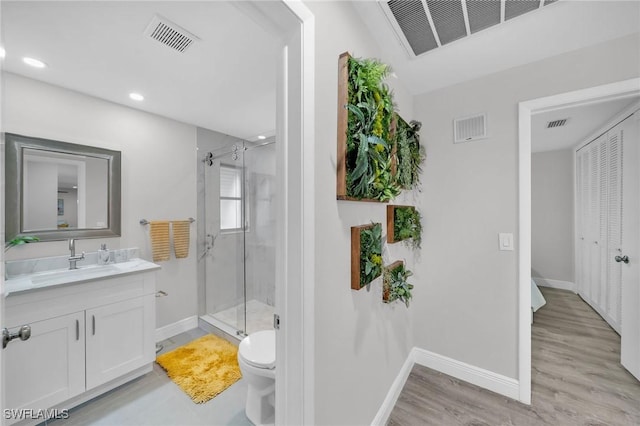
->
[239,330,276,369]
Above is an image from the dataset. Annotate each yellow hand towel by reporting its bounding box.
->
[172,220,191,259]
[149,221,171,262]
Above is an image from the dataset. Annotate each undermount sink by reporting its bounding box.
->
[30,264,120,284]
[4,250,160,296]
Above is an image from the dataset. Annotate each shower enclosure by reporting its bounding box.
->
[199,139,276,337]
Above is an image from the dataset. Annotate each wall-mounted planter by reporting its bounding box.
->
[382,260,403,302]
[394,115,425,190]
[387,205,422,248]
[351,223,382,290]
[337,52,399,202]
[383,260,414,307]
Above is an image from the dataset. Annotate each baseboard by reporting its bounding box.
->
[412,347,520,401]
[155,315,198,342]
[372,347,520,425]
[532,277,576,293]
[371,352,415,426]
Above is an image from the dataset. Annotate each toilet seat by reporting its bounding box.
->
[239,330,275,369]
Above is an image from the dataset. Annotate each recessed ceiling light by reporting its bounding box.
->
[72,186,78,189]
[23,57,47,68]
[0,48,6,59]
[129,92,144,101]
[257,135,266,140]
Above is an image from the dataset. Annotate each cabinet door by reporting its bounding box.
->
[85,296,154,390]
[606,127,623,330]
[4,311,85,423]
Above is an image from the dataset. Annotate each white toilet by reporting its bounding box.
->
[238,330,276,426]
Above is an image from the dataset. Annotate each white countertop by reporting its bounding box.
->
[4,258,161,296]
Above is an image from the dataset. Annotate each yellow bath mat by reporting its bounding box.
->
[156,334,242,404]
[149,220,170,262]
[171,220,191,259]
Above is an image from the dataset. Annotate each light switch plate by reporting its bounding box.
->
[499,233,514,251]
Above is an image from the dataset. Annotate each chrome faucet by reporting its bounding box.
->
[68,238,85,270]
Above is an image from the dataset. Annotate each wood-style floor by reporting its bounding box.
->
[388,287,640,425]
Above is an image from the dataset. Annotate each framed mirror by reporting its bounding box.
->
[5,133,121,242]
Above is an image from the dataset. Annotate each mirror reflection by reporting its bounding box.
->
[5,132,121,243]
[22,149,109,231]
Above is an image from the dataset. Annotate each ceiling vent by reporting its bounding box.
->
[454,113,487,143]
[547,118,569,128]
[144,15,199,53]
[381,0,560,58]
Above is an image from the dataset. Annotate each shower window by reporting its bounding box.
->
[220,165,243,232]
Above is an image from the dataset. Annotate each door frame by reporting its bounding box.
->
[517,78,640,404]
[272,1,315,425]
[0,1,315,425]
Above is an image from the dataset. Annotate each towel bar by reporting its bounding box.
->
[139,218,195,225]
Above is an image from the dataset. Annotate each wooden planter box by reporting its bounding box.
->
[351,223,382,290]
[383,260,404,303]
[387,205,416,243]
[336,52,396,203]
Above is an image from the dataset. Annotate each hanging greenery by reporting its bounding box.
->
[393,206,422,250]
[4,235,40,251]
[345,56,400,201]
[359,223,383,288]
[383,261,414,307]
[395,117,425,190]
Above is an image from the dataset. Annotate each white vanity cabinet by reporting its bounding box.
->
[4,266,157,425]
[85,296,155,389]
[4,311,86,416]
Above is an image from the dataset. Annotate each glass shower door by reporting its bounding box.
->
[204,143,246,334]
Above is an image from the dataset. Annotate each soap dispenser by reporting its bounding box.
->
[98,243,110,265]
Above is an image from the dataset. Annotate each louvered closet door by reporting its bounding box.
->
[588,137,605,306]
[576,149,584,293]
[606,128,623,331]
[576,119,630,334]
[598,137,609,313]
[576,149,591,296]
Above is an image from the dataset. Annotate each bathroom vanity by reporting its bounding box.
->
[3,252,159,425]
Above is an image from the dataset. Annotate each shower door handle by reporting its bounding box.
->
[615,255,629,264]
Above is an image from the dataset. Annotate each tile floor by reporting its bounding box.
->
[212,299,274,334]
[47,328,251,426]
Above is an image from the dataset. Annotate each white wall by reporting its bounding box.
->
[306,2,417,425]
[23,160,57,230]
[532,149,574,283]
[411,34,639,379]
[3,72,198,329]
[85,156,108,228]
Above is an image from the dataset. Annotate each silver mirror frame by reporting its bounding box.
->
[5,133,121,242]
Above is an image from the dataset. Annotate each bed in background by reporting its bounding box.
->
[531,278,547,323]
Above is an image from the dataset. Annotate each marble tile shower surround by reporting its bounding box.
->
[5,247,139,279]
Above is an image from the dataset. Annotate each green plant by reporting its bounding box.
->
[395,117,425,190]
[345,56,400,201]
[5,235,40,251]
[393,207,422,249]
[383,262,414,307]
[359,223,382,288]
